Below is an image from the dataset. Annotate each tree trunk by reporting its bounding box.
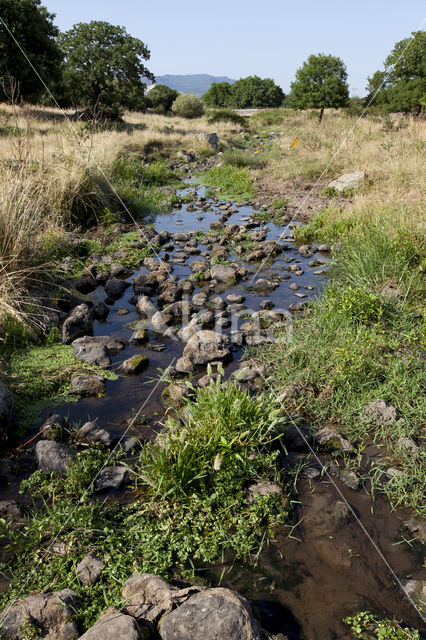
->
[319,105,325,123]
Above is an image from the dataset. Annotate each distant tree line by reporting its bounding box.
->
[0,0,424,119]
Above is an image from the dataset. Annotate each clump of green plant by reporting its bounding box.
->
[171,94,204,119]
[208,109,248,126]
[222,149,266,168]
[344,611,420,639]
[270,195,288,212]
[199,165,254,199]
[324,285,385,324]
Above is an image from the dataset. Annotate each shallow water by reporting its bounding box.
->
[40,186,328,437]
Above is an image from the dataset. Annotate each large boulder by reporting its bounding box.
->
[79,611,141,640]
[0,589,80,640]
[159,588,262,640]
[182,330,231,367]
[61,304,93,345]
[35,441,76,476]
[0,381,14,437]
[121,574,202,625]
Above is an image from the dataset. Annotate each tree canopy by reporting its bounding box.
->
[290,54,349,120]
[203,81,233,108]
[366,31,425,114]
[202,76,284,108]
[0,0,63,102]
[59,21,154,118]
[147,84,179,113]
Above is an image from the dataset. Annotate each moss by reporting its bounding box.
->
[0,339,117,430]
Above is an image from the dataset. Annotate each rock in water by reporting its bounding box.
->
[181,330,231,368]
[159,588,262,640]
[61,303,93,344]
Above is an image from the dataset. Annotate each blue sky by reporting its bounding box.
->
[45,0,425,95]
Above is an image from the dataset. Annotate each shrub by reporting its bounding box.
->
[172,93,204,118]
[208,109,248,126]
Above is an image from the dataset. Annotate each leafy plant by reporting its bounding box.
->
[344,611,420,639]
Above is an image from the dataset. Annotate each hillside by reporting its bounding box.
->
[147,73,236,96]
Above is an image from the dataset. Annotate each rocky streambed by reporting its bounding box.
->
[0,185,425,639]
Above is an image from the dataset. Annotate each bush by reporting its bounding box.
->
[172,93,204,118]
[208,109,248,126]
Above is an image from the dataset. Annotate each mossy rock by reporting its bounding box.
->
[121,355,150,374]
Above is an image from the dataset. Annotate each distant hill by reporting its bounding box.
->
[146,74,236,97]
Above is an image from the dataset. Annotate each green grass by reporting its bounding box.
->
[0,334,117,430]
[0,376,289,632]
[111,158,183,216]
[198,165,254,200]
[222,149,266,169]
[260,203,426,515]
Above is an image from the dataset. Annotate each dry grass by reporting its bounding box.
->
[0,104,240,331]
[254,109,425,230]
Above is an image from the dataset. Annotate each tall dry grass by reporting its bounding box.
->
[0,104,239,331]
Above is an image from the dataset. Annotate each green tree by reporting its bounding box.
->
[147,84,179,113]
[59,21,154,119]
[230,76,284,108]
[202,81,233,107]
[366,31,425,114]
[171,93,204,118]
[0,0,63,102]
[290,54,349,121]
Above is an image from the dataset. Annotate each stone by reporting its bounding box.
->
[247,480,284,503]
[231,360,265,384]
[111,264,132,278]
[72,338,110,368]
[133,273,159,296]
[76,421,113,447]
[226,294,245,304]
[328,171,364,193]
[331,500,354,525]
[211,264,237,284]
[136,295,157,318]
[318,244,330,252]
[159,588,262,640]
[0,381,14,437]
[329,463,361,490]
[79,612,141,640]
[121,355,150,375]
[122,573,176,622]
[364,400,404,425]
[397,436,420,457]
[94,467,129,491]
[35,441,76,476]
[314,427,355,454]
[92,301,109,320]
[104,278,129,299]
[76,552,104,586]
[0,589,80,640]
[132,329,149,344]
[182,330,231,367]
[62,304,93,344]
[192,292,209,306]
[197,132,219,148]
[71,375,105,397]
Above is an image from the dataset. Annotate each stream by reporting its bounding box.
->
[2,184,425,639]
